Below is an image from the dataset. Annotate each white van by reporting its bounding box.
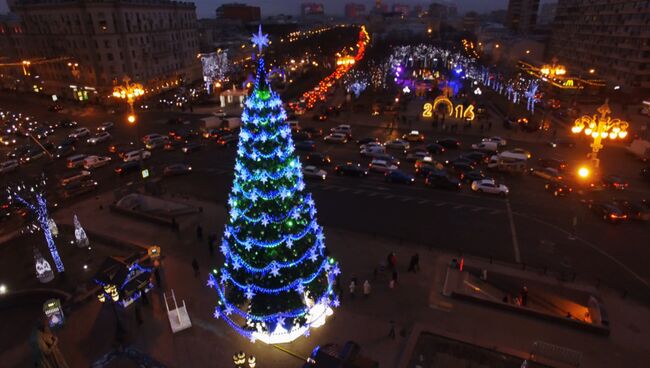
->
[123,149,151,162]
[66,154,87,168]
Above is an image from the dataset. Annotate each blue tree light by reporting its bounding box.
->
[209,25,338,344]
[7,177,64,273]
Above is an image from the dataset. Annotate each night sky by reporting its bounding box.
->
[0,0,513,18]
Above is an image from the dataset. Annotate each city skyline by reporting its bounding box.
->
[0,0,512,17]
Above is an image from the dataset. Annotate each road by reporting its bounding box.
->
[1,89,650,303]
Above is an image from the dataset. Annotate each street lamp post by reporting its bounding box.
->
[112,76,144,124]
[571,100,628,168]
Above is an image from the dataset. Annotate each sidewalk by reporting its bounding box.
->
[5,191,646,367]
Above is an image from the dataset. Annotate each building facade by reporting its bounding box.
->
[506,0,540,33]
[548,0,650,91]
[4,0,200,101]
[344,3,366,19]
[215,3,260,23]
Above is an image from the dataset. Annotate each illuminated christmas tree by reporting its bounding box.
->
[73,214,89,248]
[207,26,340,344]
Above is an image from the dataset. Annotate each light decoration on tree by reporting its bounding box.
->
[47,217,58,238]
[73,214,89,248]
[7,176,64,273]
[344,70,369,98]
[34,247,54,283]
[208,26,340,345]
[525,82,539,113]
[199,51,229,94]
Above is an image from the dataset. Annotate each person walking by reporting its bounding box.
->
[196,224,203,240]
[388,320,396,339]
[408,253,420,273]
[191,258,200,277]
[363,280,371,298]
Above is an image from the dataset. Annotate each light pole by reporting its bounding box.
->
[571,100,628,168]
[112,76,145,125]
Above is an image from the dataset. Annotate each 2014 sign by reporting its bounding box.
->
[422,96,475,121]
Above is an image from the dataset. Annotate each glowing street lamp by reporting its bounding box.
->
[571,100,628,168]
[577,166,590,179]
[112,76,144,124]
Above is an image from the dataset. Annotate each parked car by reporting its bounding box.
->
[295,140,316,152]
[602,174,628,190]
[60,170,91,186]
[402,130,424,142]
[98,122,114,131]
[368,159,398,173]
[425,171,461,190]
[505,148,531,159]
[216,133,237,146]
[360,146,386,158]
[54,144,76,159]
[384,139,410,151]
[59,120,78,128]
[323,133,348,144]
[425,143,445,154]
[530,167,563,181]
[544,181,573,196]
[304,153,331,167]
[181,142,202,154]
[585,200,628,223]
[142,133,164,144]
[482,136,507,147]
[385,170,415,184]
[471,141,499,153]
[0,159,19,174]
[145,136,169,150]
[359,142,383,151]
[330,124,352,138]
[115,161,141,176]
[406,151,433,163]
[356,137,379,146]
[435,137,461,149]
[87,132,111,144]
[61,178,98,198]
[302,165,327,180]
[68,127,90,139]
[538,158,568,171]
[163,163,192,177]
[66,154,87,168]
[109,142,136,156]
[334,162,368,177]
[462,170,486,184]
[293,131,312,141]
[612,200,650,222]
[123,149,151,162]
[471,179,509,196]
[83,155,111,169]
[302,127,323,138]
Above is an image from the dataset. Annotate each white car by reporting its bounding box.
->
[69,127,90,139]
[369,159,398,173]
[87,132,111,144]
[471,179,509,196]
[302,165,327,180]
[0,159,19,174]
[406,151,433,162]
[142,133,164,144]
[360,146,386,157]
[331,124,352,136]
[83,155,112,169]
[482,136,507,147]
[123,149,151,162]
[360,142,383,151]
[384,139,410,151]
[323,133,348,144]
[98,122,114,131]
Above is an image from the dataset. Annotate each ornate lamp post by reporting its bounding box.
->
[571,100,628,168]
[112,76,144,124]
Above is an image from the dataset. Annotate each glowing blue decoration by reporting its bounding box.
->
[251,25,270,53]
[209,35,338,345]
[9,187,64,273]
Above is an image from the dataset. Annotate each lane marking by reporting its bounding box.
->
[452,205,465,210]
[418,200,430,205]
[435,202,446,207]
[400,197,412,202]
[505,199,522,263]
[471,207,482,212]
[384,194,395,199]
[352,190,364,194]
[367,192,379,197]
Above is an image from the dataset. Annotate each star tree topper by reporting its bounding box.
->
[251,25,269,54]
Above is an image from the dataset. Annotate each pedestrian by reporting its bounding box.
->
[348,279,356,298]
[388,320,396,339]
[196,224,203,240]
[191,258,200,277]
[521,286,528,306]
[135,303,143,325]
[363,280,371,298]
[408,253,420,273]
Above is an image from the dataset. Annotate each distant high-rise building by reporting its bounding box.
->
[392,4,410,17]
[5,0,200,100]
[537,2,557,25]
[301,3,324,16]
[548,0,650,91]
[216,3,261,23]
[345,3,366,19]
[506,0,540,33]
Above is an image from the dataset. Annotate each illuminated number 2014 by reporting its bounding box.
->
[422,103,433,117]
